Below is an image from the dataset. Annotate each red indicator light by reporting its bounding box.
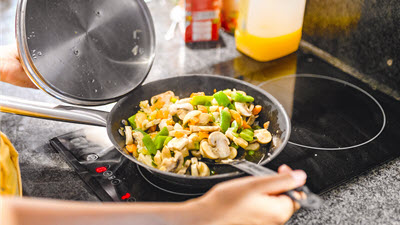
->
[96,166,107,173]
[121,193,131,200]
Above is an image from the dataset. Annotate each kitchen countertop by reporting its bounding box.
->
[1,0,400,224]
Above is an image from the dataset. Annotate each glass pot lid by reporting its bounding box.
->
[16,0,156,105]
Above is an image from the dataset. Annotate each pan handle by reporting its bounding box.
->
[0,95,108,127]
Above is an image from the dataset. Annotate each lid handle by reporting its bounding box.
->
[0,96,108,127]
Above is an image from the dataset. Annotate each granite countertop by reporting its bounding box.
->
[1,0,400,224]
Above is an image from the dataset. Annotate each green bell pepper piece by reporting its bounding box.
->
[190,96,214,105]
[142,135,157,155]
[164,136,173,146]
[220,109,231,133]
[230,142,239,149]
[231,121,239,133]
[153,127,169,140]
[193,141,200,150]
[154,136,168,150]
[248,150,255,156]
[240,129,254,142]
[128,115,137,129]
[231,92,254,103]
[134,128,147,135]
[213,91,231,107]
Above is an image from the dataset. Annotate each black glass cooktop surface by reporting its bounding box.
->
[50,52,400,202]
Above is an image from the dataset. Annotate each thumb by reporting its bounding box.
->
[244,170,307,195]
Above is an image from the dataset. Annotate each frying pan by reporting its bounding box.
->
[0,74,291,188]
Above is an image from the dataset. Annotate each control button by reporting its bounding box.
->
[111,179,121,185]
[86,154,99,161]
[103,170,113,176]
[95,166,107,173]
[121,193,131,200]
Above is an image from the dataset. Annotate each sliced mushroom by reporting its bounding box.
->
[225,128,236,140]
[249,104,255,112]
[191,150,202,158]
[183,110,201,125]
[173,151,184,172]
[159,119,174,131]
[245,142,260,151]
[198,113,211,125]
[228,147,237,159]
[169,103,193,115]
[191,163,199,176]
[161,146,171,159]
[233,136,248,148]
[160,157,177,172]
[125,126,133,145]
[138,154,153,167]
[197,162,210,176]
[167,137,189,151]
[208,131,230,159]
[132,131,144,147]
[143,119,161,130]
[153,150,162,167]
[209,106,219,112]
[176,160,191,175]
[246,115,256,126]
[200,140,219,159]
[190,125,220,132]
[254,129,272,144]
[151,91,175,106]
[234,102,252,117]
[139,100,152,114]
[175,98,192,104]
[177,109,188,120]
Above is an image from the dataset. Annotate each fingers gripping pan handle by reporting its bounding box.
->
[231,160,323,210]
[0,96,108,127]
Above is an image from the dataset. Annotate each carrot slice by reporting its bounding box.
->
[189,117,200,125]
[242,120,251,129]
[175,131,185,138]
[252,105,262,115]
[126,144,137,153]
[199,132,209,139]
[148,125,157,133]
[190,92,205,98]
[197,105,208,113]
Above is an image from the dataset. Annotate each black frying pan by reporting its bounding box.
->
[0,75,291,188]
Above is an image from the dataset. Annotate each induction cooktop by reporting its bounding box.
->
[50,53,400,202]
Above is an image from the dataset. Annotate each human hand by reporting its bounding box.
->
[189,165,307,225]
[0,45,37,88]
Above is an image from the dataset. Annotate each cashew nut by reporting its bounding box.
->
[198,113,211,125]
[197,162,210,176]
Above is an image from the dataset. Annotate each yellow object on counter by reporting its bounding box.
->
[0,132,22,196]
[235,0,306,62]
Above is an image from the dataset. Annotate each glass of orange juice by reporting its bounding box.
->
[235,0,306,62]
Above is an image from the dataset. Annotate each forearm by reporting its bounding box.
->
[1,196,210,225]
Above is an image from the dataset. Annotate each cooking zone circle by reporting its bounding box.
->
[258,74,386,150]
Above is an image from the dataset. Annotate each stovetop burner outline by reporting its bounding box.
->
[258,74,386,150]
[137,165,204,196]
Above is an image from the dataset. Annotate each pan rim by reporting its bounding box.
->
[107,74,291,180]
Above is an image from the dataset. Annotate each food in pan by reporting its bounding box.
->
[119,89,272,176]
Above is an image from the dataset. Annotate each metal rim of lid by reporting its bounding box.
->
[15,0,156,106]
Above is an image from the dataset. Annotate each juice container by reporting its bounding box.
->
[235,0,306,61]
